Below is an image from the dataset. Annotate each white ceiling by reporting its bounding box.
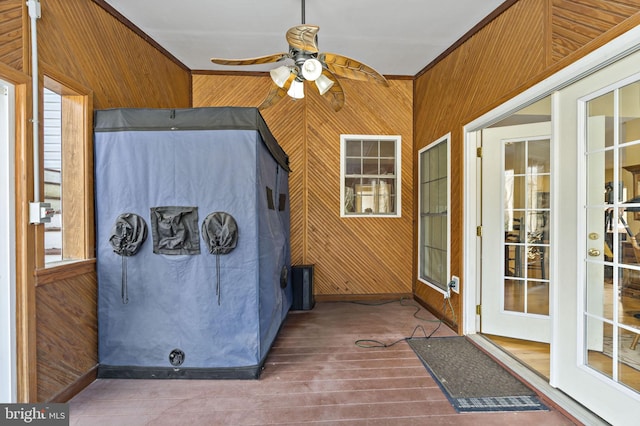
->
[103,0,506,76]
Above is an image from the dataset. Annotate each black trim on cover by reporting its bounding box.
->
[97,364,262,380]
[94,107,290,171]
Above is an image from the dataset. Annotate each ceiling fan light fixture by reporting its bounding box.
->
[287,79,305,99]
[301,58,322,81]
[270,66,292,88]
[315,74,334,96]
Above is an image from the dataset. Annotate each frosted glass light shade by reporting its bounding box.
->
[315,74,334,95]
[287,79,304,99]
[270,66,291,88]
[301,58,322,81]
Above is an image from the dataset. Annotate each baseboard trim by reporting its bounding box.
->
[413,296,457,330]
[314,293,413,302]
[48,364,98,403]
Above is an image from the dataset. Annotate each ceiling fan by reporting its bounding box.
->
[210,24,389,112]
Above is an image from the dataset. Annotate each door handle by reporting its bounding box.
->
[588,248,601,257]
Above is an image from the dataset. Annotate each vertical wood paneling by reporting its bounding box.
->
[193,74,413,296]
[0,0,23,72]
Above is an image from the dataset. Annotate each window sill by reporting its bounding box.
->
[35,259,96,287]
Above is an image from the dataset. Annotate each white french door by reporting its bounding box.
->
[481,122,552,343]
[553,46,640,424]
[465,25,640,425]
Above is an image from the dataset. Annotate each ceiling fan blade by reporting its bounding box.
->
[319,53,388,86]
[211,52,289,66]
[286,25,320,53]
[321,70,345,112]
[258,73,296,110]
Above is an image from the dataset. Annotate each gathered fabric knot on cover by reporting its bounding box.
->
[109,213,148,304]
[202,212,238,304]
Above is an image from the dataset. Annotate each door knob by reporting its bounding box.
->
[588,248,601,257]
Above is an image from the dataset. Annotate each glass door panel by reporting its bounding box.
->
[584,79,640,394]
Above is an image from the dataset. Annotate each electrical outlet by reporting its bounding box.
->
[450,276,460,294]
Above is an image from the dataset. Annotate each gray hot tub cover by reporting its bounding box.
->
[109,213,148,303]
[202,212,238,304]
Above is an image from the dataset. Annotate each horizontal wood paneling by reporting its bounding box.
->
[193,74,413,296]
[0,0,23,72]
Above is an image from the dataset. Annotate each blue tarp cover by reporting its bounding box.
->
[94,107,291,379]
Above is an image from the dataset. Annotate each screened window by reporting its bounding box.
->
[340,135,401,217]
[418,135,450,293]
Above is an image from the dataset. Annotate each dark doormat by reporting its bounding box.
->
[407,336,548,413]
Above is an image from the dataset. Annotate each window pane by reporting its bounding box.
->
[587,91,614,150]
[363,158,379,174]
[619,81,640,144]
[346,140,361,156]
[346,157,361,175]
[529,139,550,172]
[418,137,449,291]
[380,140,395,157]
[342,136,400,216]
[429,148,440,180]
[504,279,525,312]
[363,140,378,157]
[380,158,395,175]
[43,88,62,263]
[527,281,549,315]
[505,141,526,174]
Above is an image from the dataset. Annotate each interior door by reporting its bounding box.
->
[481,121,552,343]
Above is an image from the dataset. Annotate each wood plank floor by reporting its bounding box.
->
[69,300,579,425]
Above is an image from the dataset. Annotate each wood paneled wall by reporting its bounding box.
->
[3,0,638,403]
[550,0,640,62]
[414,0,640,329]
[193,74,414,297]
[39,0,191,110]
[35,265,97,402]
[0,0,192,402]
[0,0,24,72]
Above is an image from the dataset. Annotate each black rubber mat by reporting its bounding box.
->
[407,336,548,412]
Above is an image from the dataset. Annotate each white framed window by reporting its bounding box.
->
[418,134,450,294]
[340,134,401,217]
